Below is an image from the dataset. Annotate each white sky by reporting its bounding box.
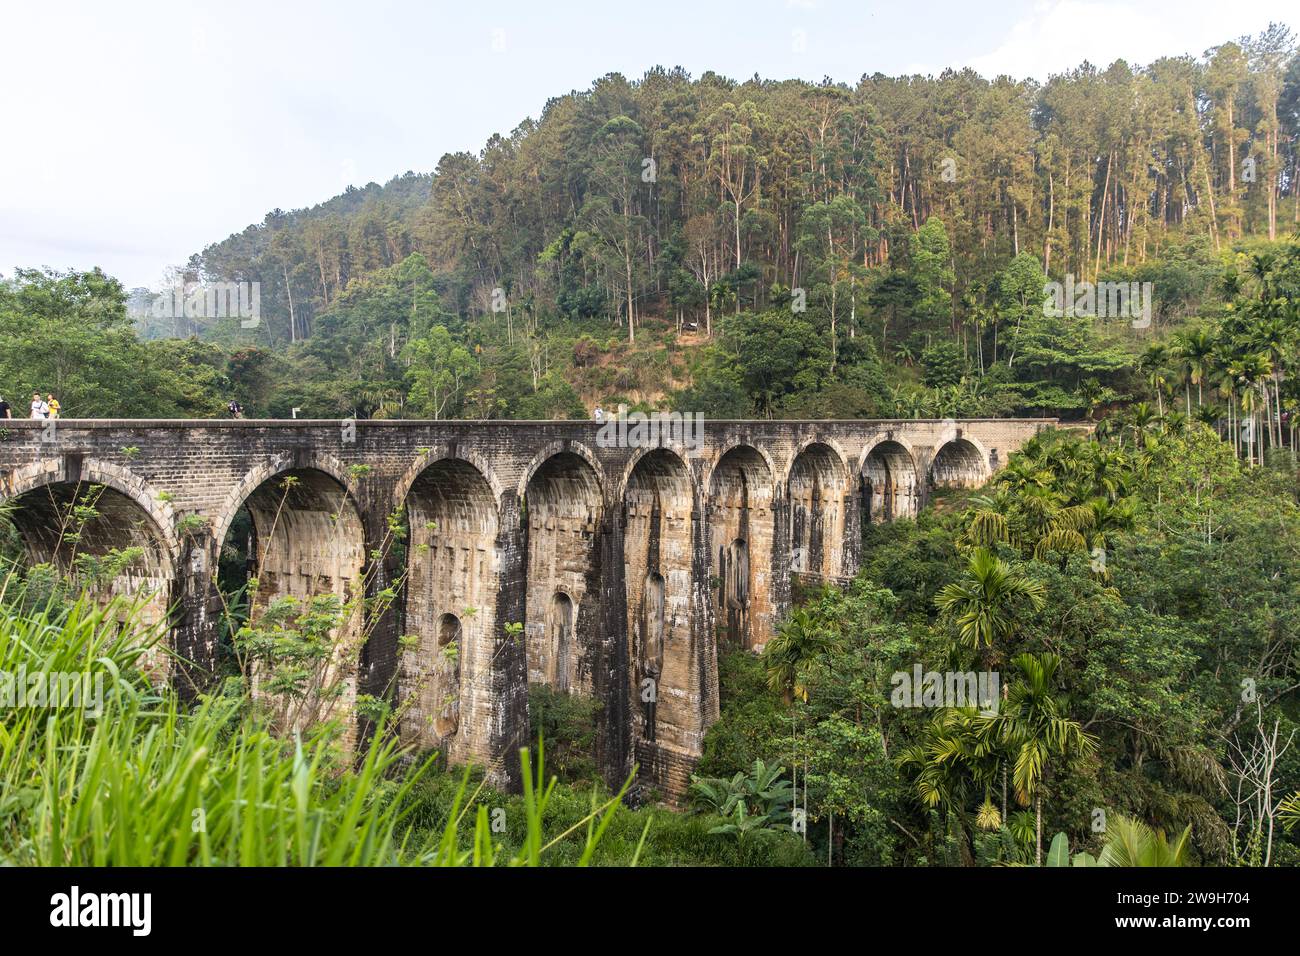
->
[0,0,1291,290]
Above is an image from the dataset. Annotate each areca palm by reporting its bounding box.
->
[977,653,1097,865]
[959,489,1019,550]
[1180,328,1215,408]
[935,548,1046,654]
[897,707,1005,830]
[1251,317,1288,449]
[997,456,1053,494]
[762,607,843,704]
[1139,343,1169,417]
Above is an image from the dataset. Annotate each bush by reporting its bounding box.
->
[694,649,789,778]
[528,684,601,784]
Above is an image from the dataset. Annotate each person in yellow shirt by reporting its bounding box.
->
[46,394,60,419]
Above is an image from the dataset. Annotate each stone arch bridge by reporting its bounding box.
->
[0,417,1053,795]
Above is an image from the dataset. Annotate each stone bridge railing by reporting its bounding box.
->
[0,416,1054,794]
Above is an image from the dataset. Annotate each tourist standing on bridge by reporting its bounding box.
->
[46,394,60,419]
[0,396,11,419]
[30,392,47,419]
[593,405,604,422]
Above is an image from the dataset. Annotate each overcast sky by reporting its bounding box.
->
[0,0,1292,290]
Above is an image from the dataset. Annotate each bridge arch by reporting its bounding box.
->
[787,440,851,578]
[399,455,501,758]
[1,459,180,655]
[706,443,776,649]
[621,446,697,756]
[394,446,506,518]
[930,436,992,489]
[521,449,603,693]
[213,452,360,550]
[861,438,920,522]
[218,459,368,741]
[516,440,606,504]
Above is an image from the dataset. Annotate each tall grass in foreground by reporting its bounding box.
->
[0,582,632,866]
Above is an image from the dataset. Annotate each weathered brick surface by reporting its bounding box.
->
[0,416,1053,795]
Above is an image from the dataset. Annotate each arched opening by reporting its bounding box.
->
[522,451,600,694]
[788,443,849,579]
[546,592,575,694]
[431,612,462,739]
[222,467,366,739]
[862,440,919,523]
[401,457,499,754]
[3,480,175,662]
[707,445,774,649]
[931,438,990,489]
[623,448,693,753]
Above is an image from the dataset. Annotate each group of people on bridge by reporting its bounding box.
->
[0,392,60,420]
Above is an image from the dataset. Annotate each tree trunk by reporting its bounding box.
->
[1035,792,1043,866]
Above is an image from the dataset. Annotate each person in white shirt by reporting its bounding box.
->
[30,392,47,419]
[593,405,604,422]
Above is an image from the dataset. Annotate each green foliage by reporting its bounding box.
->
[1045,815,1191,867]
[694,648,787,778]
[528,684,601,784]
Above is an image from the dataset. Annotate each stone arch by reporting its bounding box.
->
[1,459,180,653]
[516,440,607,503]
[707,443,776,649]
[701,439,778,498]
[861,439,920,522]
[787,441,850,578]
[522,450,602,693]
[400,456,500,759]
[2,457,181,564]
[615,444,700,506]
[394,446,506,519]
[788,435,851,481]
[229,464,368,744]
[622,447,695,755]
[213,451,359,550]
[930,436,991,489]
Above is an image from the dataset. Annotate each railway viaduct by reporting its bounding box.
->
[0,416,1053,795]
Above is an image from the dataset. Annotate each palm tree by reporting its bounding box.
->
[897,707,1006,836]
[1139,343,1169,417]
[1236,352,1272,465]
[1094,814,1191,866]
[1170,334,1195,417]
[977,652,1097,865]
[1126,402,1157,445]
[959,490,1019,550]
[1180,328,1215,409]
[1046,814,1191,866]
[762,608,843,704]
[1248,251,1276,301]
[1077,377,1104,421]
[935,548,1046,656]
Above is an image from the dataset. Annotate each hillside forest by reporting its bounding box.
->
[2,27,1300,869]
